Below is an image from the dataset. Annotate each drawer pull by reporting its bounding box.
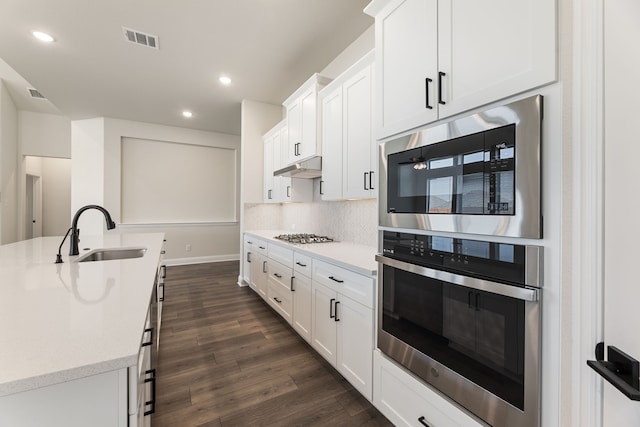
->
[144,369,156,416]
[142,328,153,347]
[274,273,282,278]
[329,298,336,319]
[273,297,282,304]
[329,276,344,283]
[263,260,267,273]
[296,261,307,267]
[247,252,252,263]
[334,301,340,322]
[291,276,295,292]
[259,246,266,250]
[418,416,430,427]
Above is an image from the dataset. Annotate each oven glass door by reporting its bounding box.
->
[381,263,525,409]
[387,124,515,215]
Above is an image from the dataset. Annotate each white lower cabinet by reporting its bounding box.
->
[291,269,312,342]
[311,259,374,400]
[248,238,269,300]
[374,351,484,427]
[267,259,294,324]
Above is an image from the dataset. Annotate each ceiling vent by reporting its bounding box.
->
[27,88,46,100]
[122,27,159,49]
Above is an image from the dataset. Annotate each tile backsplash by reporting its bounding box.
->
[244,198,377,247]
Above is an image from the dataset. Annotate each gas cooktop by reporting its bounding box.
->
[274,233,334,244]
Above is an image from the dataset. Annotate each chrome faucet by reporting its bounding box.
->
[68,205,116,256]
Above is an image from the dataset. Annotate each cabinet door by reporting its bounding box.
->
[375,0,438,139]
[250,253,268,300]
[299,86,319,160]
[437,0,556,118]
[292,273,312,343]
[336,294,374,400]
[243,237,253,284]
[343,63,374,199]
[263,138,275,203]
[286,101,301,164]
[311,281,338,365]
[320,85,343,200]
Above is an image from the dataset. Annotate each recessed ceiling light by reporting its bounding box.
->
[32,31,55,43]
[182,111,193,118]
[219,76,232,85]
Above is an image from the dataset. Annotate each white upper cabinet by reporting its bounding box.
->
[263,120,313,203]
[370,0,438,139]
[342,59,375,199]
[365,0,556,140]
[320,51,375,201]
[320,85,344,200]
[284,74,332,165]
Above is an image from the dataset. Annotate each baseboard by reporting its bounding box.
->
[164,254,240,266]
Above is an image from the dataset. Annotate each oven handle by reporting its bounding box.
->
[375,254,539,302]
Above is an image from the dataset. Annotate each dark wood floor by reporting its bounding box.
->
[154,261,392,427]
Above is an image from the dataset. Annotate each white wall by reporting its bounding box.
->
[0,79,18,244]
[19,111,71,158]
[321,25,374,79]
[240,100,283,204]
[41,157,71,236]
[72,117,241,263]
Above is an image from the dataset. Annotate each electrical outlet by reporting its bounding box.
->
[185,244,191,252]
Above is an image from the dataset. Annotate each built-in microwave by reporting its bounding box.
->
[380,95,543,239]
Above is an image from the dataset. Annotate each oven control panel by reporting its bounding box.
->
[382,231,526,285]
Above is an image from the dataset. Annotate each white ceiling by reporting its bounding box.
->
[0,0,372,135]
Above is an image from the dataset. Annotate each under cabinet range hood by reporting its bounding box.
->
[274,156,322,178]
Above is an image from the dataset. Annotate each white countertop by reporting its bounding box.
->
[244,230,378,276]
[0,232,164,397]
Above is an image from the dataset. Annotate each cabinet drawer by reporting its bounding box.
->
[293,252,312,277]
[373,351,484,427]
[267,280,293,324]
[267,259,293,292]
[245,236,268,256]
[268,242,294,268]
[312,259,374,308]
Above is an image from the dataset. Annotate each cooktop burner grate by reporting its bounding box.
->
[274,233,334,244]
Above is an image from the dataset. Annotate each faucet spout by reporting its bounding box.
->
[68,205,116,256]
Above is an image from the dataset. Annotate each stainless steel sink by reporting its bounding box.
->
[76,247,147,262]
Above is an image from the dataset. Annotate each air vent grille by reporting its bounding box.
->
[122,27,159,49]
[27,88,46,99]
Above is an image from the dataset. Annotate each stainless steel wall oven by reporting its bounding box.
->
[377,231,543,427]
[379,95,543,239]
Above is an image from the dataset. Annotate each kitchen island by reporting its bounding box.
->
[0,232,165,427]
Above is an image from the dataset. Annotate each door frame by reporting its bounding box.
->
[571,0,604,425]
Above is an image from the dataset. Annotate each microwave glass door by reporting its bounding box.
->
[388,124,515,215]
